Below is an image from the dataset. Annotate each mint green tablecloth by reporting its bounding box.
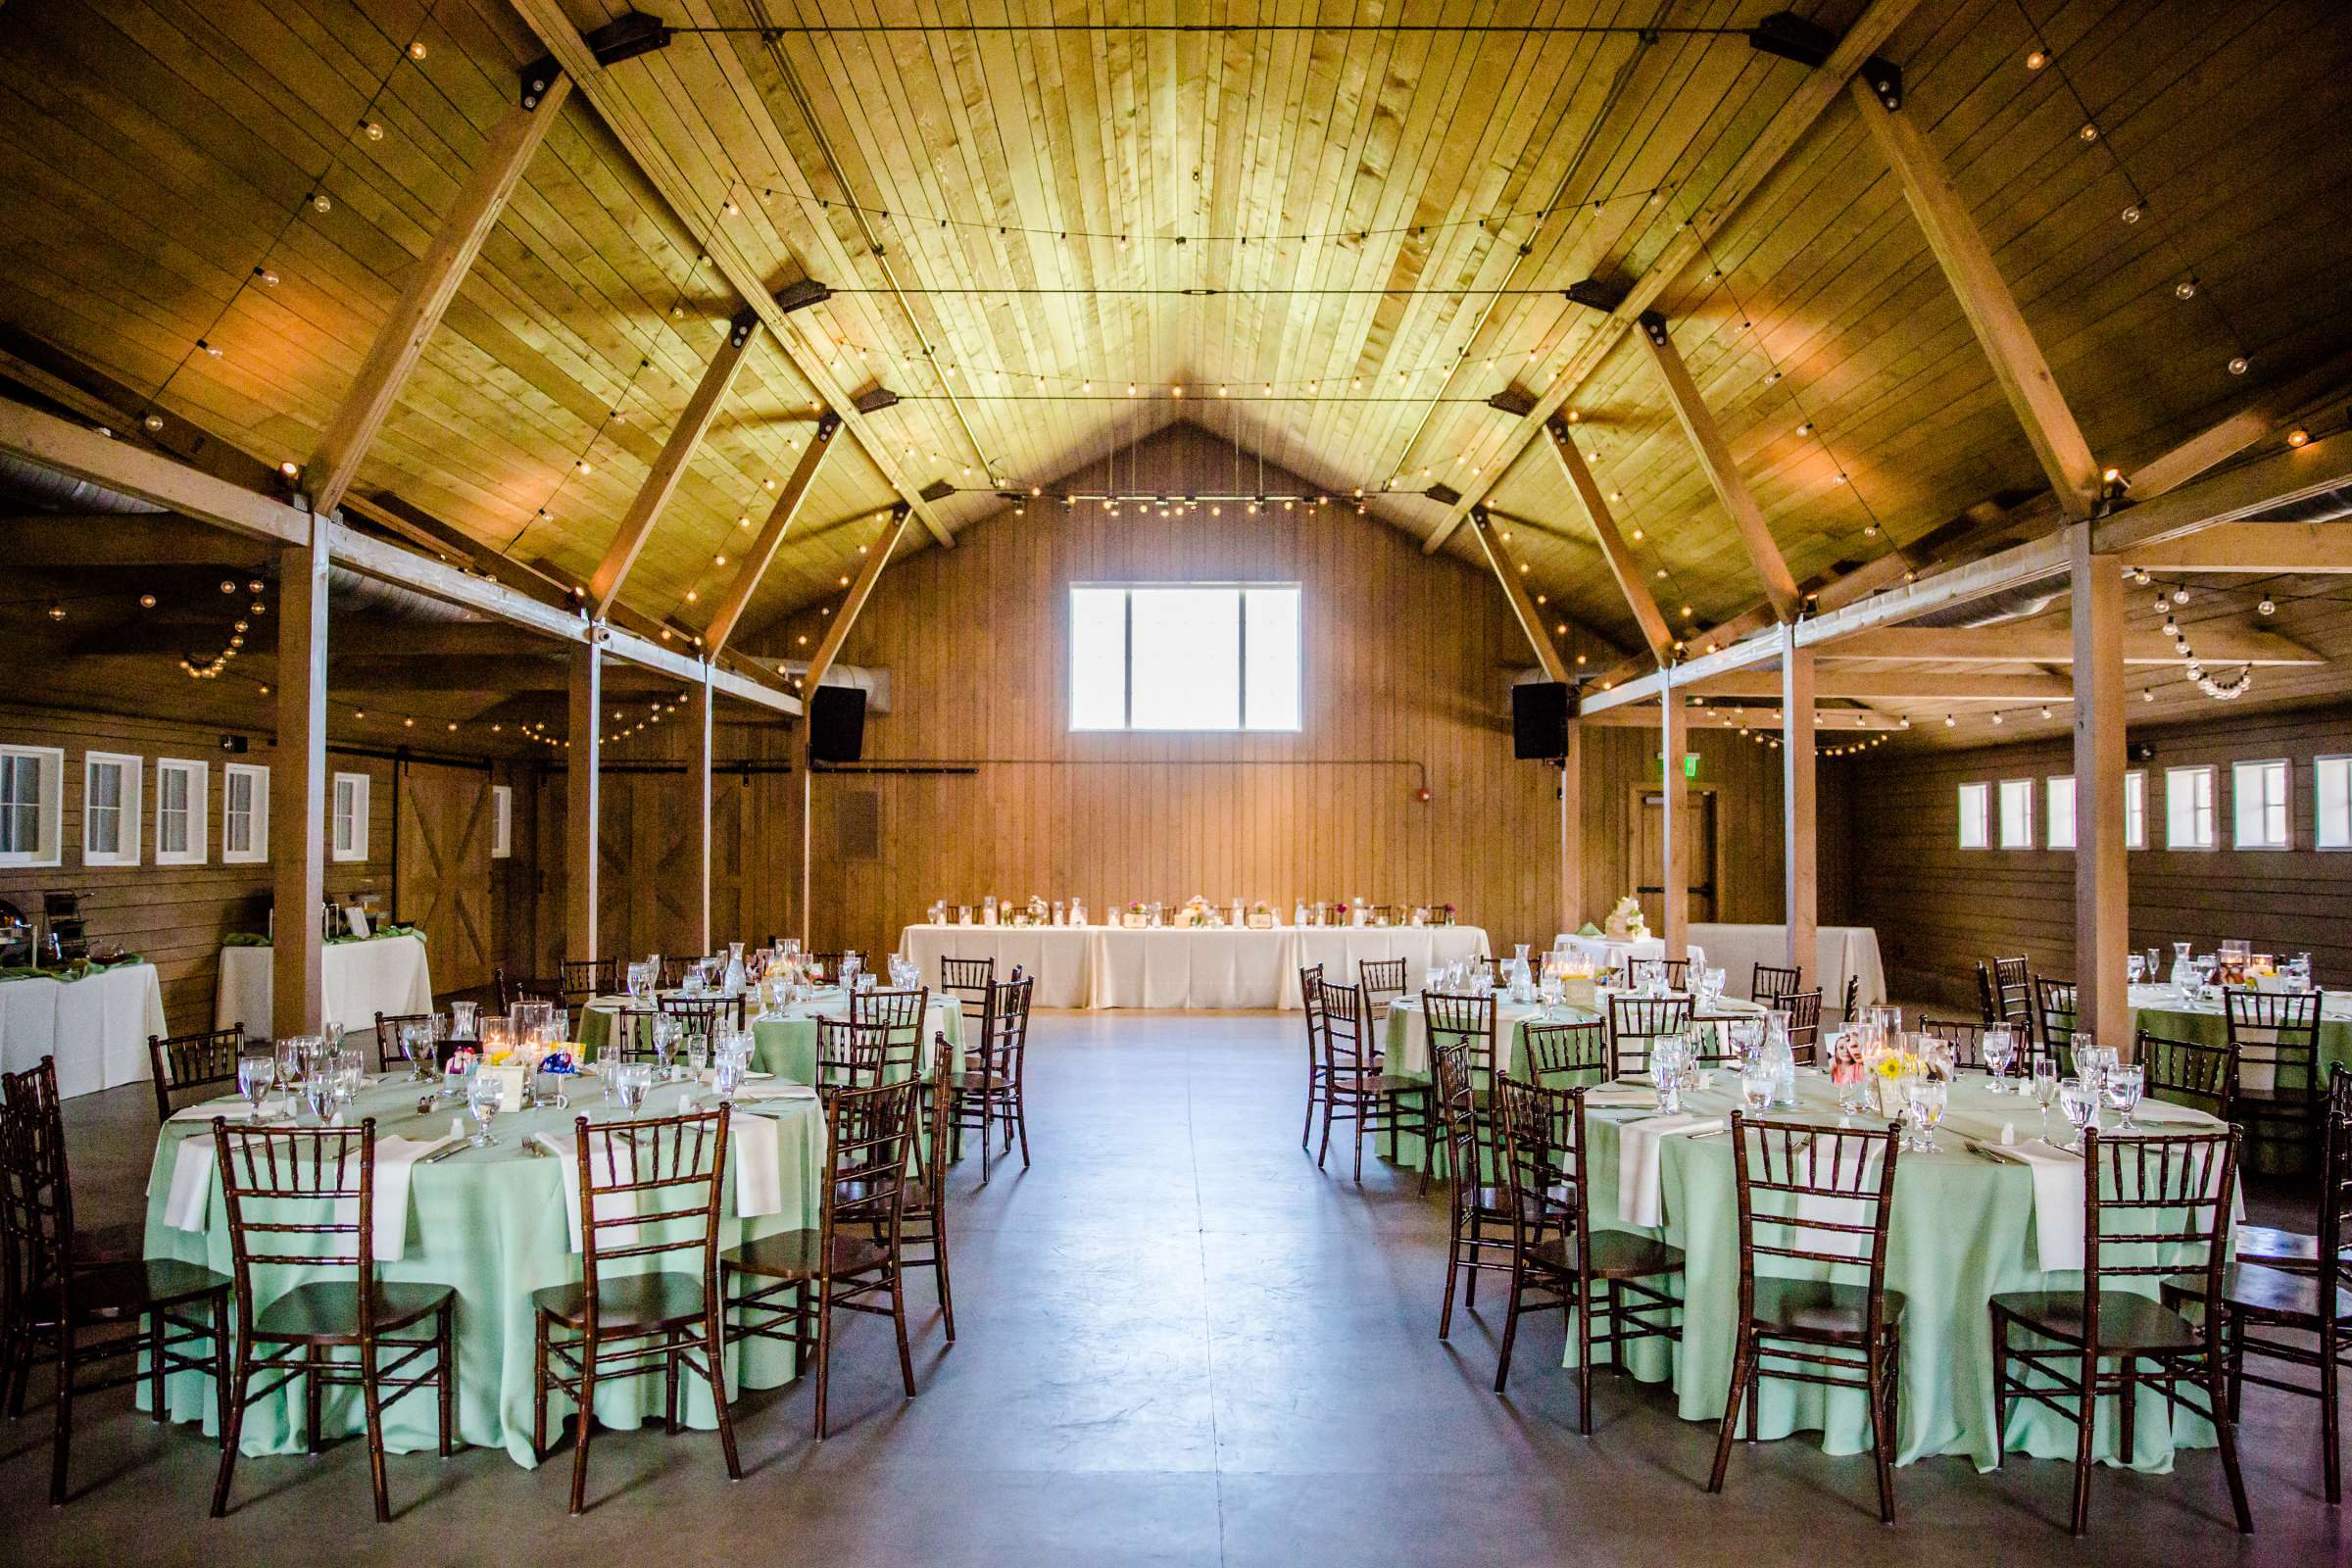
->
[140,1076,824,1466]
[576,992,965,1083]
[2122,984,2352,1171]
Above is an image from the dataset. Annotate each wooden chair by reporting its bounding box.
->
[1491,1076,1681,1417]
[1522,1020,1610,1086]
[1980,956,2034,1029]
[885,1032,959,1342]
[559,956,617,1001]
[815,1018,890,1097]
[1421,991,1498,1193]
[659,992,748,1039]
[605,1006,666,1066]
[371,1011,433,1076]
[1992,1125,2248,1537]
[948,976,1034,1172]
[2225,987,2326,1169]
[804,951,853,985]
[656,956,694,989]
[1,1056,230,1506]
[533,1106,737,1512]
[2164,1094,2350,1503]
[2136,1028,2236,1121]
[1841,972,1859,1023]
[1751,962,1802,1007]
[1359,957,1407,1012]
[147,1025,246,1123]
[1313,979,1432,1184]
[938,955,996,1025]
[851,986,931,1079]
[2033,974,2079,1071]
[212,1119,457,1521]
[1606,994,1692,1077]
[723,1080,918,1439]
[2233,1066,2352,1275]
[494,966,560,1014]
[1709,1113,1905,1525]
[1773,989,1823,1065]
[1298,963,1327,1149]
[1920,1017,1988,1069]
[1657,956,1691,991]
[1433,1042,1515,1340]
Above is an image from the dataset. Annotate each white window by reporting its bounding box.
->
[222,761,269,864]
[154,759,208,866]
[492,785,513,858]
[2166,764,2216,850]
[0,745,64,867]
[2045,775,2077,850]
[82,752,141,866]
[1067,583,1302,732]
[331,771,370,862]
[1997,778,2034,849]
[2318,756,2352,851]
[2125,769,2147,851]
[1957,782,1990,850]
[2232,759,2290,850]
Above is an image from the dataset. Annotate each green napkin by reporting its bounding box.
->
[0,954,146,984]
[1577,922,1602,938]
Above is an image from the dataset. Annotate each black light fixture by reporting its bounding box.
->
[1562,277,1629,314]
[773,278,833,316]
[1486,386,1538,417]
[853,386,900,414]
[519,12,671,106]
[1746,11,1838,69]
[1426,482,1463,507]
[918,480,955,503]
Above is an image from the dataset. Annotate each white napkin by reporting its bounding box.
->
[735,1083,818,1102]
[550,1136,642,1253]
[1617,1112,1728,1227]
[356,1137,458,1260]
[1586,1085,1659,1109]
[730,1111,785,1220]
[170,1101,256,1124]
[162,1136,218,1231]
[1983,1139,2085,1270]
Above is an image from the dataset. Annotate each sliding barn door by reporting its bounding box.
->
[397,763,493,992]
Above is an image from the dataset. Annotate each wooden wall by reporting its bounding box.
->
[1843,701,2352,1011]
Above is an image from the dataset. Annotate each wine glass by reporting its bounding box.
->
[650,1015,681,1082]
[2105,1062,2145,1131]
[398,1019,433,1082]
[466,1069,504,1147]
[237,1052,274,1121]
[711,1052,746,1104]
[1983,1025,2016,1089]
[687,1031,711,1082]
[1908,1076,1948,1153]
[2127,954,2146,986]
[2058,1076,2097,1152]
[615,1061,653,1115]
[2031,1058,2062,1144]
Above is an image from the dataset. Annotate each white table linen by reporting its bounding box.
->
[900,924,1095,1008]
[1278,926,1494,1009]
[0,961,166,1098]
[214,934,435,1039]
[1686,923,1886,1016]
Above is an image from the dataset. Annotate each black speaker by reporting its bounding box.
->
[808,685,866,763]
[1511,680,1572,760]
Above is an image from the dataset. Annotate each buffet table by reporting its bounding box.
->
[0,958,165,1097]
[213,932,435,1040]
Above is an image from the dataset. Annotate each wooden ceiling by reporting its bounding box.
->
[0,0,2346,751]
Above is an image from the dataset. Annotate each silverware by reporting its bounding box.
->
[422,1141,470,1164]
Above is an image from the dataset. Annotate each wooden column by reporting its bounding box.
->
[2071,523,2131,1052]
[1661,700,1689,961]
[1780,628,1819,985]
[565,641,601,963]
[691,670,714,955]
[270,514,329,1040]
[1559,718,1584,938]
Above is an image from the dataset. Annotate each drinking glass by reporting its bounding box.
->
[615,1061,653,1114]
[2031,1058,2062,1143]
[711,1053,746,1104]
[650,1015,681,1082]
[1983,1025,2016,1089]
[1740,1056,1775,1112]
[449,1000,479,1039]
[2127,954,2146,985]
[2146,947,2164,983]
[1424,965,1445,993]
[237,1052,274,1120]
[305,1070,337,1124]
[1652,1037,1691,1113]
[2058,1076,2097,1152]
[687,1032,711,1082]
[1908,1077,1948,1152]
[398,1019,433,1082]
[466,1069,503,1147]
[273,1035,306,1096]
[2106,1062,2145,1131]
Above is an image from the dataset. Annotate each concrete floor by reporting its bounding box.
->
[4,1009,2344,1564]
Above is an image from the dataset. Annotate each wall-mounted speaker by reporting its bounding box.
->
[808,685,867,764]
[1511,681,1572,760]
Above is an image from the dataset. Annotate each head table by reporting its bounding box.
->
[141,1073,825,1466]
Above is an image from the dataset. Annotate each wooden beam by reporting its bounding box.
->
[270,514,328,1041]
[1469,508,1569,683]
[1636,316,1801,619]
[1582,705,1905,733]
[565,642,601,964]
[508,0,956,551]
[1781,627,1817,978]
[2095,427,2352,558]
[2071,524,2130,1052]
[1849,78,2102,520]
[1421,0,1926,554]
[2119,520,2352,572]
[803,506,912,694]
[2124,346,2352,498]
[588,310,760,618]
[704,414,838,655]
[1542,419,1672,662]
[1687,671,2075,703]
[1821,624,2322,666]
[692,671,713,954]
[304,81,573,516]
[0,398,304,547]
[0,514,273,566]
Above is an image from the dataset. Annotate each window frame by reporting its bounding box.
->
[2317,755,2352,852]
[1066,581,1304,734]
[2045,774,2078,851]
[154,758,209,866]
[2165,763,2217,851]
[1956,782,1991,851]
[222,760,269,864]
[2125,768,2147,851]
[330,770,370,862]
[1996,777,2035,851]
[2231,757,2291,851]
[492,784,513,858]
[0,744,65,868]
[81,751,142,866]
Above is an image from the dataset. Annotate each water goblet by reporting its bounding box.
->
[1740,1055,1775,1113]
[2058,1076,2097,1152]
[2127,954,2146,986]
[237,1052,275,1121]
[1908,1077,1948,1153]
[2031,1058,2061,1144]
[687,1032,711,1082]
[1982,1025,2016,1090]
[711,1053,746,1104]
[466,1069,504,1147]
[616,1061,653,1115]
[2105,1062,2145,1131]
[305,1069,338,1124]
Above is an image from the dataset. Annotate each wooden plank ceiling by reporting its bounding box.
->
[0,0,2347,754]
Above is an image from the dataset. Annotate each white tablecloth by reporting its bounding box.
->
[1088,927,1308,1008]
[0,961,166,1098]
[1679,923,1885,1017]
[213,934,435,1040]
[899,924,1096,1009]
[1277,926,1494,1009]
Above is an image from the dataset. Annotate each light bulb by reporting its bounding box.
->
[139,594,157,609]
[364,121,384,141]
[408,39,427,59]
[2176,278,2198,300]
[2079,123,2098,142]
[2259,598,2276,615]
[2228,356,2249,375]
[2027,49,2048,70]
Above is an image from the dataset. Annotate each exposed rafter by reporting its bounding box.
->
[1543,418,1672,662]
[1821,625,2320,666]
[1469,508,1570,683]
[803,505,912,694]
[704,414,839,655]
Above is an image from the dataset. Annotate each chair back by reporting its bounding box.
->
[2135,1028,2235,1120]
[816,1018,891,1095]
[852,986,931,1078]
[1751,963,1801,1006]
[1607,994,1692,1076]
[2078,1125,2237,1333]
[1494,1076,1590,1271]
[1841,973,1859,1022]
[608,1006,665,1064]
[1773,989,1823,1064]
[2321,1080,2351,1304]
[659,993,747,1040]
[1431,1041,1485,1189]
[1298,963,1327,1067]
[1980,956,2033,1027]
[978,976,1034,1089]
[2224,987,2323,1106]
[2032,974,2078,1068]
[0,1057,76,1318]
[1728,1112,1901,1323]
[566,1106,730,1316]
[371,1011,432,1075]
[804,951,853,985]
[1421,991,1497,1080]
[560,956,616,1000]
[213,1119,381,1331]
[939,956,996,1021]
[148,1024,245,1122]
[822,1080,915,1252]
[1522,1020,1609,1085]
[1360,958,1407,1010]
[1658,957,1690,991]
[1316,980,1374,1072]
[1920,1017,1986,1068]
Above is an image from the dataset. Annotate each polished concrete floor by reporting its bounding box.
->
[3,1009,2343,1564]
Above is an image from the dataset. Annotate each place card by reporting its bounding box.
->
[481,1063,527,1110]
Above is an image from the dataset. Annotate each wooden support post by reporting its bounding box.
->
[304,80,572,516]
[1638,315,1802,620]
[2071,523,2131,1054]
[1543,421,1675,663]
[1559,719,1584,939]
[704,415,839,654]
[1661,700,1689,962]
[565,641,601,964]
[1468,509,1570,682]
[270,514,329,1041]
[1780,628,1818,984]
[692,670,714,955]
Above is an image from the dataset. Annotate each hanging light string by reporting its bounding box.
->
[503,354,655,556]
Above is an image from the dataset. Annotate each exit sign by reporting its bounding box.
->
[1651,753,1700,780]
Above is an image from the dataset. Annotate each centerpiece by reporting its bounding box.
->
[1121,901,1150,930]
[1247,899,1276,930]
[1176,896,1215,928]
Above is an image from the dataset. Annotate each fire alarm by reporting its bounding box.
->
[1415,787,1433,804]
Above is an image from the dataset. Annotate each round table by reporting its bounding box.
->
[140,1075,824,1466]
[576,990,965,1083]
[1381,991,1769,1079]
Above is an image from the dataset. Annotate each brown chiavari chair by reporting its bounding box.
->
[1359,957,1407,1012]
[147,1024,245,1124]
[371,1011,432,1076]
[2033,974,2079,1072]
[1314,979,1432,1184]
[1657,957,1691,991]
[493,967,560,1015]
[877,1031,958,1342]
[2234,1066,2352,1275]
[1491,1076,1681,1416]
[948,976,1034,1172]
[1522,1020,1611,1086]
[533,1105,737,1512]
[605,1006,665,1066]
[938,955,996,1026]
[1992,1126,2249,1537]
[659,992,748,1040]
[1606,994,1692,1077]
[211,1119,457,1521]
[656,956,693,989]
[2226,987,2326,1170]
[2136,1028,2236,1121]
[1709,1113,1905,1525]
[1773,989,1823,1065]
[1479,955,1509,987]
[1433,1042,1514,1339]
[2163,1094,2350,1503]
[852,986,931,1080]
[1,1057,228,1506]
[1980,955,2034,1029]
[1298,963,1327,1148]
[815,1017,890,1097]
[1920,1017,1988,1070]
[723,1079,918,1439]
[1751,962,1802,1008]
[1422,991,1498,1194]
[804,951,852,985]
[560,956,617,1002]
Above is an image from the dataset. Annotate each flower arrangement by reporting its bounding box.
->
[1603,895,1648,943]
[1248,899,1276,930]
[1177,896,1214,928]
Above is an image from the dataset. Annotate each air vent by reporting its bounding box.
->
[835,788,881,862]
